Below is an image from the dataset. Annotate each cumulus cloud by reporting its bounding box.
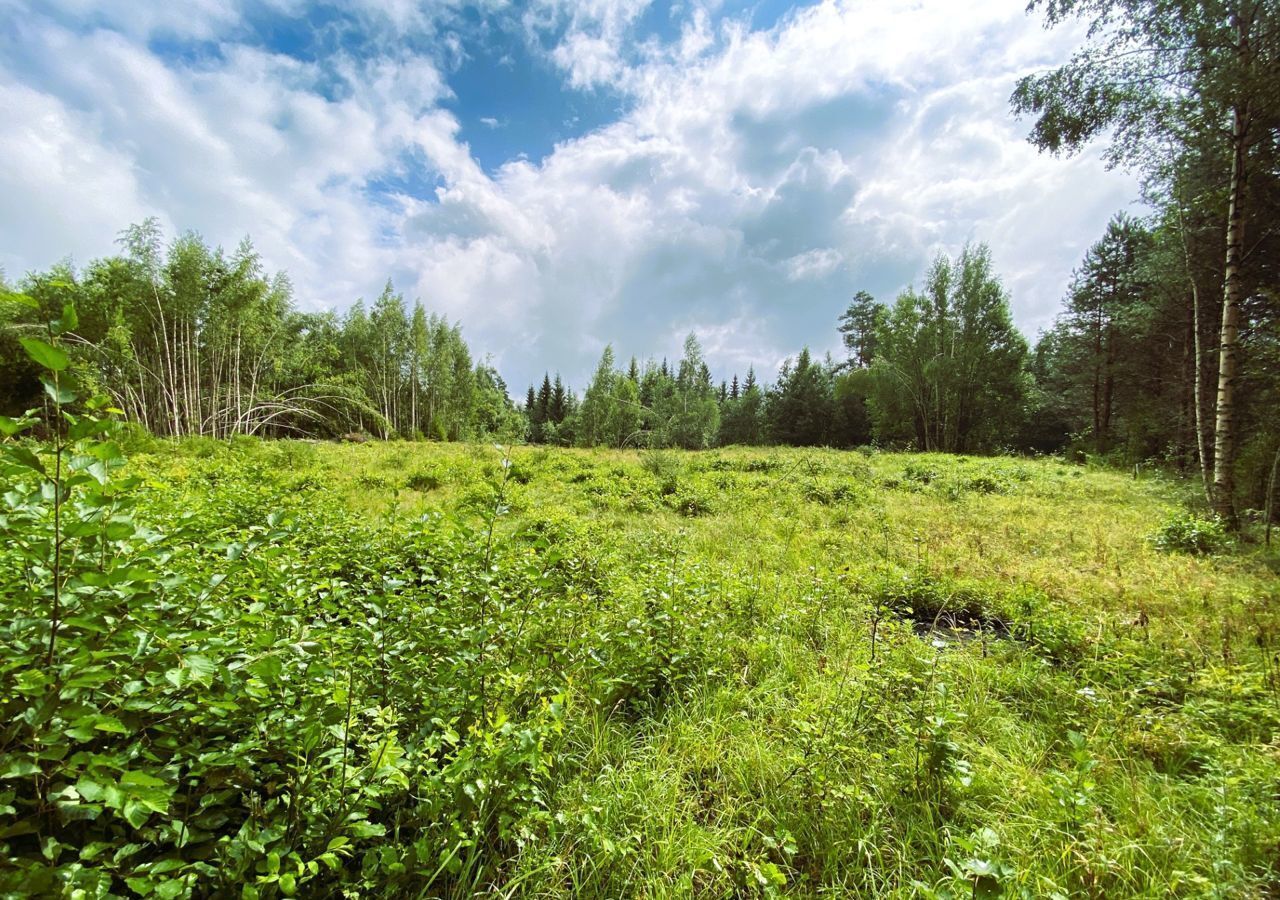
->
[0,0,1139,391]
[0,80,154,278]
[784,248,845,282]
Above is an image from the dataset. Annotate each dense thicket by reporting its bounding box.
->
[0,220,522,441]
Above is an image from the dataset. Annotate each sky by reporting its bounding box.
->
[0,0,1140,392]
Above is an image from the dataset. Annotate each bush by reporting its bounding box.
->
[641,450,683,495]
[664,486,716,517]
[407,469,442,491]
[965,474,1005,494]
[1150,511,1228,555]
[902,461,940,486]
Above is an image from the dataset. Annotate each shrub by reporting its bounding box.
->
[743,456,781,473]
[664,487,716,517]
[641,450,683,495]
[407,469,442,491]
[965,474,1005,494]
[1150,511,1228,555]
[902,461,940,486]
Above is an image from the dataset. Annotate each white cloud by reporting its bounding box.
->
[526,0,655,89]
[0,80,154,278]
[28,0,242,40]
[784,248,844,282]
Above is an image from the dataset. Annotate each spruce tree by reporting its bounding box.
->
[550,374,568,423]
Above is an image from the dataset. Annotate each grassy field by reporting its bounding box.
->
[5,438,1280,897]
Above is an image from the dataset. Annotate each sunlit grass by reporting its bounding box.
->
[125,438,1280,896]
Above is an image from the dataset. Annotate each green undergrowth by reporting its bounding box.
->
[3,429,1279,897]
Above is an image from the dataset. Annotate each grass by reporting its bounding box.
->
[9,435,1277,897]
[121,439,1280,897]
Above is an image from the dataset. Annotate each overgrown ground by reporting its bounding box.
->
[4,438,1279,897]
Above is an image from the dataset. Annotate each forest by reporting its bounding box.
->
[1,0,1279,897]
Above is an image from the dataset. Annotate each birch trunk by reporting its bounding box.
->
[1211,98,1250,526]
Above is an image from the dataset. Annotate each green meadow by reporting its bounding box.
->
[6,435,1278,897]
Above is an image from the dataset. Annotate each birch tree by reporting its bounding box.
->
[1012,0,1280,522]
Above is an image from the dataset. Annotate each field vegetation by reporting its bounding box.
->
[4,388,1279,895]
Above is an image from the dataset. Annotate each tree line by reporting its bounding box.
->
[1011,0,1280,525]
[528,244,1030,457]
[0,219,524,441]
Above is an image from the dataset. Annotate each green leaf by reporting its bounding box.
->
[7,446,46,476]
[87,440,125,465]
[74,777,106,803]
[93,715,129,734]
[41,376,77,405]
[69,418,110,441]
[19,337,69,372]
[154,879,188,900]
[104,521,136,540]
[0,416,29,437]
[0,819,37,839]
[0,758,40,779]
[181,654,217,686]
[59,303,79,334]
[248,655,283,681]
[0,290,39,309]
[118,769,168,790]
[80,841,112,861]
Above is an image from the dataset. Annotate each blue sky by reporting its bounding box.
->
[0,0,1138,392]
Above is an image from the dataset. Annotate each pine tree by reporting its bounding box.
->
[768,348,833,446]
[550,374,568,423]
[838,290,886,368]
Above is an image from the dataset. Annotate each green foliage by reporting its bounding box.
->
[406,468,443,491]
[577,346,643,448]
[1014,0,1280,521]
[1035,214,1154,458]
[0,222,520,443]
[4,399,1280,896]
[870,245,1030,453]
[1150,510,1228,555]
[767,348,833,446]
[718,368,766,446]
[838,290,886,369]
